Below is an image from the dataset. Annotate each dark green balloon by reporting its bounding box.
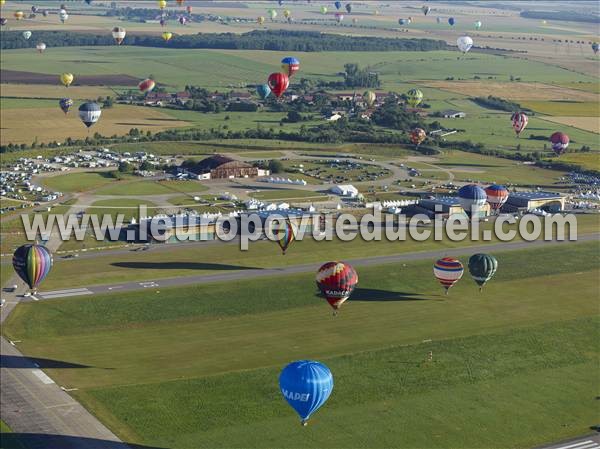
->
[468,254,498,290]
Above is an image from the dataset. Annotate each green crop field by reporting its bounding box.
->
[520,100,600,116]
[1,48,595,92]
[41,171,117,193]
[86,198,159,222]
[3,242,598,448]
[93,178,208,196]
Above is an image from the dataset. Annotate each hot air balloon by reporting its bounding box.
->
[186,5,192,14]
[42,9,49,17]
[23,31,32,40]
[14,11,24,20]
[405,88,423,108]
[281,56,300,77]
[484,184,508,213]
[468,254,498,291]
[78,102,101,128]
[320,6,328,14]
[273,220,295,255]
[257,16,265,25]
[59,9,68,23]
[345,3,352,13]
[12,244,53,292]
[158,0,167,10]
[457,184,487,216]
[162,31,173,42]
[408,16,413,24]
[31,6,39,13]
[474,20,482,30]
[422,5,431,16]
[448,17,455,26]
[278,0,283,5]
[59,97,73,115]
[433,257,463,294]
[268,8,277,20]
[457,35,473,54]
[316,261,358,312]
[363,90,376,108]
[267,72,289,98]
[139,78,156,93]
[160,16,167,27]
[36,42,46,53]
[399,18,409,26]
[178,15,187,25]
[550,132,569,155]
[256,83,271,100]
[60,73,74,88]
[592,42,599,54]
[511,112,528,137]
[334,1,342,10]
[0,0,5,6]
[279,360,333,426]
[436,16,442,24]
[1,18,8,26]
[283,9,291,19]
[112,26,126,45]
[410,128,427,146]
[335,12,344,23]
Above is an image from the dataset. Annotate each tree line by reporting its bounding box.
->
[0,29,447,52]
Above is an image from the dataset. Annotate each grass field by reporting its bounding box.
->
[27,213,599,290]
[0,103,190,145]
[0,83,114,100]
[1,48,595,93]
[520,100,600,117]
[3,242,598,448]
[538,116,600,134]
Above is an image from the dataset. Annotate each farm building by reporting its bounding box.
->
[503,191,565,213]
[440,110,467,118]
[182,155,268,180]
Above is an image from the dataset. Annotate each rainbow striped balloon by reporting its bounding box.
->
[433,257,464,294]
[485,184,509,211]
[12,244,53,291]
[274,220,296,255]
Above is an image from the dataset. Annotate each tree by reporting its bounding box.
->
[268,159,284,174]
[118,161,132,173]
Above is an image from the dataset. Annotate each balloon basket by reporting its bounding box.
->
[301,420,308,427]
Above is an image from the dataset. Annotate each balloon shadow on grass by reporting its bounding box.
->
[0,434,168,449]
[110,262,259,271]
[350,288,430,302]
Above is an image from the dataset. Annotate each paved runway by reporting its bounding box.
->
[35,234,598,300]
[537,435,600,449]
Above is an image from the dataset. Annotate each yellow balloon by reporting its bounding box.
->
[158,0,167,9]
[162,32,173,42]
[60,73,74,87]
[1,0,6,6]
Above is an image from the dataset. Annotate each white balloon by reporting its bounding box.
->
[457,35,473,53]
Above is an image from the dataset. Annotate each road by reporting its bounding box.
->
[1,203,129,448]
[33,233,599,301]
[536,435,600,449]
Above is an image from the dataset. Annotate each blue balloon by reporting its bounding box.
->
[448,17,455,26]
[279,360,333,425]
[458,184,486,200]
[256,83,271,100]
[334,1,342,10]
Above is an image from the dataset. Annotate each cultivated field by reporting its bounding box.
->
[539,116,600,133]
[0,103,190,145]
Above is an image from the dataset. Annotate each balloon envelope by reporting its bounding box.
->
[256,83,271,100]
[279,360,333,425]
[281,56,300,77]
[78,102,101,128]
[23,31,32,40]
[433,257,463,293]
[511,112,528,136]
[484,184,509,211]
[13,244,53,290]
[316,261,358,310]
[363,90,376,107]
[274,220,295,254]
[267,72,289,98]
[458,184,487,215]
[112,26,126,44]
[59,97,74,114]
[60,73,74,87]
[410,128,426,145]
[448,17,455,25]
[162,32,173,42]
[405,88,423,108]
[457,35,473,53]
[550,132,569,155]
[468,254,498,289]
